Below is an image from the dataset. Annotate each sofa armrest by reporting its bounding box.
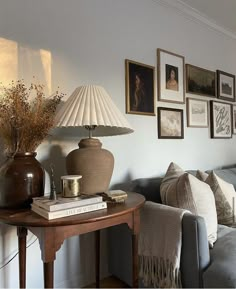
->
[108,206,210,288]
[181,214,210,288]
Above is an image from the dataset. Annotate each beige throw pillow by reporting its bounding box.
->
[196,170,209,182]
[206,171,236,226]
[160,162,218,247]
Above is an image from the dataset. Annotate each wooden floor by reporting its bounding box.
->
[85,275,128,288]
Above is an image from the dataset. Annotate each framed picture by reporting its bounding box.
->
[232,105,236,134]
[186,64,216,97]
[217,70,235,102]
[157,107,184,139]
[157,49,185,104]
[210,100,232,138]
[125,59,155,116]
[187,98,208,127]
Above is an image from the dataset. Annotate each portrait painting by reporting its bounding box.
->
[186,64,216,97]
[217,70,235,102]
[166,64,179,91]
[187,98,208,128]
[125,59,155,116]
[158,107,184,139]
[232,105,236,134]
[157,49,185,104]
[210,100,232,138]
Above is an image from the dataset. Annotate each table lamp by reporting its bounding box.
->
[55,85,134,195]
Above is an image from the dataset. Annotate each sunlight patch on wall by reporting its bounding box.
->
[0,38,17,85]
[0,37,52,95]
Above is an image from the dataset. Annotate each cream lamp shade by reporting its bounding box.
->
[55,85,134,195]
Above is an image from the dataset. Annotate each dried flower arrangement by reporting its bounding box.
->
[0,80,64,154]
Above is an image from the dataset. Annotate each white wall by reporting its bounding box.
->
[0,0,236,287]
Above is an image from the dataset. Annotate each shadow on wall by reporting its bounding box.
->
[110,172,133,191]
[0,224,17,288]
[40,145,67,194]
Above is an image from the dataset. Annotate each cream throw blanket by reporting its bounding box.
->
[138,201,190,288]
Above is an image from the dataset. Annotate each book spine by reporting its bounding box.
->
[31,202,107,220]
[33,195,103,211]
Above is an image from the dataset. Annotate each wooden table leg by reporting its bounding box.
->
[132,233,139,288]
[44,261,54,288]
[17,227,27,289]
[95,230,100,288]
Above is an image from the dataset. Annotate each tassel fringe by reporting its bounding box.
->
[139,255,182,288]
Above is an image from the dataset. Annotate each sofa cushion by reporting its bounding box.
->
[206,168,236,190]
[206,171,236,226]
[203,225,236,288]
[160,162,218,247]
[196,170,209,181]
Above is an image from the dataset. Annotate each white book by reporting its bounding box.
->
[31,201,107,220]
[32,194,103,212]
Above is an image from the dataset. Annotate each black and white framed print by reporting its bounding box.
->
[210,100,232,138]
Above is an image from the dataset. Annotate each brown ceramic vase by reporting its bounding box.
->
[0,152,44,209]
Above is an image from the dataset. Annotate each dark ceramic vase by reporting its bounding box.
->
[0,152,44,209]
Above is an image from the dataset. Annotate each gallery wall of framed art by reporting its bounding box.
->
[124,47,236,140]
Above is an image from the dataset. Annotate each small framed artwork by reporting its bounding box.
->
[157,49,185,104]
[217,70,235,102]
[210,100,232,138]
[157,107,184,139]
[186,64,216,97]
[232,105,236,134]
[187,98,208,127]
[125,59,155,116]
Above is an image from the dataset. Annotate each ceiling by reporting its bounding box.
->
[179,0,236,35]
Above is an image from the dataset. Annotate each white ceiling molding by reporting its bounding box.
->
[153,0,236,40]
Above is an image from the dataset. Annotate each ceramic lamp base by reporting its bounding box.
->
[66,138,114,195]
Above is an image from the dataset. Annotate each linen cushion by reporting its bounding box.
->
[160,162,217,247]
[196,170,208,181]
[206,171,236,226]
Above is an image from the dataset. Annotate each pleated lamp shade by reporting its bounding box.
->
[55,85,134,195]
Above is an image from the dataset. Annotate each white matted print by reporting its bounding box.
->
[217,70,235,102]
[232,105,236,134]
[210,101,232,138]
[157,49,185,104]
[187,98,208,127]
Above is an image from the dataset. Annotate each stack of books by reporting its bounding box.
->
[31,194,107,220]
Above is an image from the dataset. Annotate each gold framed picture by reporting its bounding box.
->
[157,49,185,104]
[125,59,155,116]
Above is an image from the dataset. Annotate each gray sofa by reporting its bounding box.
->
[108,167,236,288]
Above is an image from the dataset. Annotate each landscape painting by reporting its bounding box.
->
[217,70,235,102]
[186,64,216,97]
[187,98,208,127]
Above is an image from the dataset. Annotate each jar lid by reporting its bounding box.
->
[61,175,82,180]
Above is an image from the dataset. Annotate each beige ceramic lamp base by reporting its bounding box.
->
[66,138,114,195]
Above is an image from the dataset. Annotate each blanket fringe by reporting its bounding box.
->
[139,255,182,288]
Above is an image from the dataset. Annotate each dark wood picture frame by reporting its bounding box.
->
[186,64,216,97]
[157,49,185,104]
[125,59,155,116]
[158,107,184,139]
[217,70,235,102]
[187,98,208,128]
[232,105,236,134]
[210,100,232,138]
